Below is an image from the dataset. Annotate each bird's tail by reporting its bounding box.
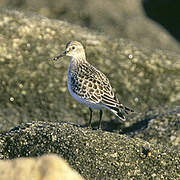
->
[107,104,134,121]
[123,106,134,114]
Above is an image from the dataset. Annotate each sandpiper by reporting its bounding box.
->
[52,41,134,129]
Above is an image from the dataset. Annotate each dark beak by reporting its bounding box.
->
[52,51,66,61]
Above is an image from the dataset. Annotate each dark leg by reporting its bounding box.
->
[88,108,93,128]
[98,109,103,129]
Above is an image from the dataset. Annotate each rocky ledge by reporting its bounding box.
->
[0,120,179,179]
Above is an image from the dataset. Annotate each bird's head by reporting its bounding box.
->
[52,41,86,61]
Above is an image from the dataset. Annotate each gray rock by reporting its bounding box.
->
[0,9,179,132]
[123,106,180,150]
[0,9,179,179]
[0,121,179,179]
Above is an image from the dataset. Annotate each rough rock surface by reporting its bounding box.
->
[0,154,84,180]
[110,106,180,151]
[133,107,180,149]
[0,9,179,180]
[0,121,179,179]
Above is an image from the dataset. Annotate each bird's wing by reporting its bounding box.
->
[70,62,134,118]
[80,63,122,108]
[85,64,134,113]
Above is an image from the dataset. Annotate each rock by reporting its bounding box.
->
[123,106,180,150]
[0,9,179,131]
[0,7,179,180]
[0,154,84,180]
[0,121,179,179]
[0,0,180,52]
[102,106,180,151]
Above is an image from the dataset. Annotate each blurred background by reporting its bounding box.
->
[0,0,179,133]
[0,0,180,52]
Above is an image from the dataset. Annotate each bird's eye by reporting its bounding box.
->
[72,46,75,50]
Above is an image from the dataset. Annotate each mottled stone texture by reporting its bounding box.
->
[0,9,179,131]
[0,9,179,180]
[0,122,179,179]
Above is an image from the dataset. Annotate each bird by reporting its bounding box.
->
[52,41,134,129]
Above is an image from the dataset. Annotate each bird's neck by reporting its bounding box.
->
[70,55,87,67]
